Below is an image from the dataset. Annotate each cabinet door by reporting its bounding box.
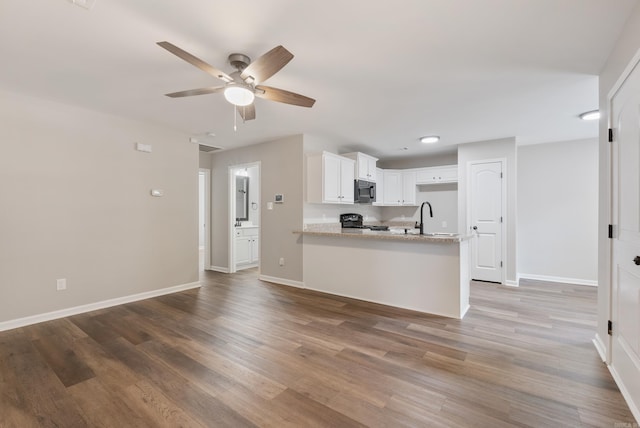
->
[416,167,436,184]
[235,237,251,265]
[439,165,458,183]
[383,171,401,205]
[322,154,341,203]
[356,155,369,180]
[250,237,259,263]
[340,159,355,203]
[366,157,377,182]
[402,171,417,205]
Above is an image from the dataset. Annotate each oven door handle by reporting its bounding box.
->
[369,185,375,200]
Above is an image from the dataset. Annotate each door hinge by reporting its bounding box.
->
[608,320,613,335]
[500,172,503,178]
[608,224,613,239]
[500,216,503,223]
[608,128,614,142]
[500,261,503,268]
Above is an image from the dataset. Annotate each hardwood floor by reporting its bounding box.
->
[0,270,635,427]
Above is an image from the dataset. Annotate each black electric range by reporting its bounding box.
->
[340,213,389,231]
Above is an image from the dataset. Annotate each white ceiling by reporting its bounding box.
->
[0,0,636,159]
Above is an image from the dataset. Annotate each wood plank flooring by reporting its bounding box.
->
[0,270,636,427]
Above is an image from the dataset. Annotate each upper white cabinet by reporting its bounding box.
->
[416,165,458,184]
[383,170,417,206]
[307,151,355,204]
[342,152,378,182]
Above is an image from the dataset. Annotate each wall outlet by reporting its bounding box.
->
[56,278,67,291]
[279,257,285,266]
[442,221,447,228]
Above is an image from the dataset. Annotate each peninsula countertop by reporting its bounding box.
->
[294,228,471,244]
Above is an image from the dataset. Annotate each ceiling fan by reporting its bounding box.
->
[157,41,316,121]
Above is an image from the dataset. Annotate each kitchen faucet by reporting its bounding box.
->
[418,201,433,235]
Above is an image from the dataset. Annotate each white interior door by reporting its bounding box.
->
[469,161,503,283]
[610,57,640,410]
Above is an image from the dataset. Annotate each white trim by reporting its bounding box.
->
[518,273,597,287]
[504,280,519,287]
[593,334,607,362]
[608,47,640,100]
[608,363,640,425]
[466,158,507,284]
[258,275,304,289]
[236,263,258,271]
[229,162,261,274]
[209,265,230,273]
[304,285,466,319]
[0,281,201,332]
[199,168,211,272]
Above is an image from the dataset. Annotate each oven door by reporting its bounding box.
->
[354,180,376,203]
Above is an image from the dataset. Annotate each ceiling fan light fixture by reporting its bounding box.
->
[224,85,255,107]
[420,136,440,144]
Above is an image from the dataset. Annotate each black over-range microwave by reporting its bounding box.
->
[354,179,376,203]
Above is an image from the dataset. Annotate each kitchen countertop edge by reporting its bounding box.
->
[293,229,471,243]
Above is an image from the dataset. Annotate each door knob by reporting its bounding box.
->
[634,256,640,266]
[472,226,478,230]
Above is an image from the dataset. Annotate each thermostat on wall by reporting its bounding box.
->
[275,194,284,203]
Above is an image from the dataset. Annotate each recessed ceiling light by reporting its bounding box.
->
[420,136,440,144]
[579,110,600,121]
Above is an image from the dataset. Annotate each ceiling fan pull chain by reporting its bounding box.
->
[233,104,237,131]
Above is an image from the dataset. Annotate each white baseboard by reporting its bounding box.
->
[608,362,640,425]
[209,265,230,273]
[258,275,304,289]
[592,334,607,362]
[0,281,201,332]
[518,273,597,287]
[504,280,519,287]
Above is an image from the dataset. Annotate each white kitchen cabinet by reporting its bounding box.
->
[307,151,355,204]
[382,170,417,206]
[373,167,384,206]
[416,165,458,184]
[342,152,378,182]
[402,170,417,205]
[235,227,259,269]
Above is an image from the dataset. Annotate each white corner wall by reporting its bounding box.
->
[0,89,199,325]
[517,139,598,285]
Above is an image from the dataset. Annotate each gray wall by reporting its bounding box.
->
[0,89,198,323]
[597,1,640,354]
[207,135,304,282]
[458,137,518,284]
[518,139,598,284]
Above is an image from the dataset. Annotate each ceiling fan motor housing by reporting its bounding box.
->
[228,53,251,71]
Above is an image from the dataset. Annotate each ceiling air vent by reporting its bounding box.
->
[198,145,222,153]
[68,0,97,10]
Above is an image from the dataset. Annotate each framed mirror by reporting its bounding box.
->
[235,175,249,222]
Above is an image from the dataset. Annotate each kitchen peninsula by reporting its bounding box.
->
[296,226,471,319]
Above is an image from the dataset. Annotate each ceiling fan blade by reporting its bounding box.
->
[165,86,226,98]
[255,85,315,108]
[237,104,256,121]
[241,46,293,84]
[157,41,233,83]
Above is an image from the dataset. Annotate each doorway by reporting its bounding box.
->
[199,168,210,271]
[468,160,505,283]
[228,162,261,273]
[609,52,640,411]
